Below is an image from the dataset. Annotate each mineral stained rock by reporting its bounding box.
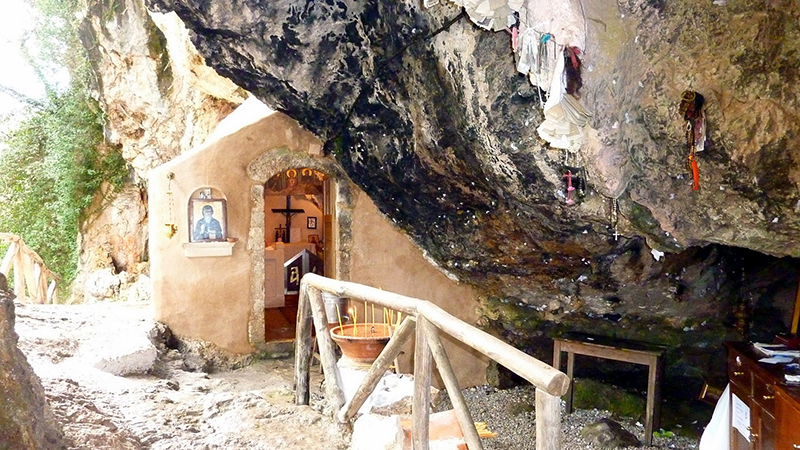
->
[141,0,800,326]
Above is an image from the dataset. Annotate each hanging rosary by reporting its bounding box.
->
[610,198,619,241]
[164,172,177,238]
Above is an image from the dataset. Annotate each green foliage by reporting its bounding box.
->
[654,429,675,438]
[572,378,646,419]
[0,0,129,286]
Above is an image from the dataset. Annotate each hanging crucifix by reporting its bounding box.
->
[271,195,305,243]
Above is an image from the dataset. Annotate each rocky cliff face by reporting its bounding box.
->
[0,276,65,448]
[80,0,247,178]
[72,0,248,299]
[128,0,799,378]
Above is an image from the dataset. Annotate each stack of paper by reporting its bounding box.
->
[753,342,800,358]
[785,363,800,384]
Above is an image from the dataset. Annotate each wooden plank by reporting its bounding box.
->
[535,388,561,450]
[552,340,562,371]
[566,352,575,414]
[308,284,345,413]
[556,340,662,365]
[644,355,665,446]
[337,317,416,423]
[418,302,569,396]
[22,253,38,302]
[422,318,483,450]
[294,284,314,406]
[413,316,433,450]
[0,242,18,275]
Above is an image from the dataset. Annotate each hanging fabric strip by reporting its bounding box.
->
[680,90,705,190]
[689,154,700,191]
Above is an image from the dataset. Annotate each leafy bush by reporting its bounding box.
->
[0,0,129,287]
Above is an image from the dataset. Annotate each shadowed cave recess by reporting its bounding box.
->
[142,0,800,424]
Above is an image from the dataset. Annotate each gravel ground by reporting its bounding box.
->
[434,385,701,450]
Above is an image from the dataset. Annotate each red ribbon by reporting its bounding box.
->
[566,46,581,69]
[689,155,700,191]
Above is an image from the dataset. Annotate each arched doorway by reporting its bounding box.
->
[263,167,331,341]
[246,149,354,351]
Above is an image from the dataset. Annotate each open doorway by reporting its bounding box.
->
[263,168,334,342]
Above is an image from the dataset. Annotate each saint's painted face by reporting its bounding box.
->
[202,206,214,222]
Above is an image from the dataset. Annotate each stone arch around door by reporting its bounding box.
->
[246,147,354,351]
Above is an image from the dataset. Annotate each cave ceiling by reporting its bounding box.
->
[143,0,800,321]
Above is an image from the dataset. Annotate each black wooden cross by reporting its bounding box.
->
[271,195,304,242]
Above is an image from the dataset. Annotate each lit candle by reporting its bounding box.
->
[336,304,344,334]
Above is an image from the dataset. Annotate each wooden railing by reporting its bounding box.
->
[294,273,569,450]
[0,233,58,303]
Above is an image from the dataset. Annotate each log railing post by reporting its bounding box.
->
[22,251,38,302]
[297,274,569,450]
[294,283,314,405]
[13,248,25,302]
[421,317,483,450]
[535,387,561,450]
[412,316,433,450]
[307,284,345,413]
[46,280,57,304]
[37,264,47,304]
[338,317,416,423]
[0,242,17,276]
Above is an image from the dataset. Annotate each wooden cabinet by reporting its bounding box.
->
[726,342,800,450]
[776,388,800,449]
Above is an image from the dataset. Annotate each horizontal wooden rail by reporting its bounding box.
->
[295,273,567,450]
[0,233,58,303]
[417,301,569,397]
[300,273,419,315]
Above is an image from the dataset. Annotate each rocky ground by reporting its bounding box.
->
[13,301,703,449]
[14,301,347,450]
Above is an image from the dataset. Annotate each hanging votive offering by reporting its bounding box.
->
[563,170,576,205]
[164,172,177,238]
[678,90,706,191]
[611,198,619,241]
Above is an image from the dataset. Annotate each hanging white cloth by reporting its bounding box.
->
[699,384,731,450]
[536,52,591,151]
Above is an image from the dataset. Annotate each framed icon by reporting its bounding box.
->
[307,216,317,229]
[189,198,227,242]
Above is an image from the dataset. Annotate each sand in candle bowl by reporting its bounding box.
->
[330,323,392,364]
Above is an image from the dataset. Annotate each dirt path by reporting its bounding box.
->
[13,301,349,450]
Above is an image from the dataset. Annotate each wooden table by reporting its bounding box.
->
[552,332,666,446]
